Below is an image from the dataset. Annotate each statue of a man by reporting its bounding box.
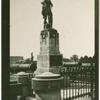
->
[41,0,53,29]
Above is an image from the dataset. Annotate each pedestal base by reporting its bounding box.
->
[36,66,61,74]
[36,54,62,74]
[36,90,61,100]
[32,72,63,100]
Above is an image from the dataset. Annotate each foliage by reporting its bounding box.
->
[24,58,32,64]
[79,55,94,63]
[30,61,37,72]
[70,55,79,62]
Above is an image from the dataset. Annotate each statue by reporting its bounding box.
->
[41,0,53,29]
[31,52,34,62]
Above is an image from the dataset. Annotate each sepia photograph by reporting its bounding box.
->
[2,0,98,100]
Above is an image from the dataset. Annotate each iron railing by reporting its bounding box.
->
[60,64,96,100]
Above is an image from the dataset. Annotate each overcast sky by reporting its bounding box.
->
[10,0,94,59]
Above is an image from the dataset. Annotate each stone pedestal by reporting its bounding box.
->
[32,72,63,100]
[15,72,33,98]
[36,28,63,74]
[10,81,22,100]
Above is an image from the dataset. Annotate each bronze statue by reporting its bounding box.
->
[41,0,53,29]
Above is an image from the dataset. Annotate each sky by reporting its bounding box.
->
[10,0,94,60]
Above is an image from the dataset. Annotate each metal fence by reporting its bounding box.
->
[60,64,96,100]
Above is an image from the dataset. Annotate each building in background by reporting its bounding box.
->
[10,56,24,64]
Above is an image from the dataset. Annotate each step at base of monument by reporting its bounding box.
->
[35,66,61,74]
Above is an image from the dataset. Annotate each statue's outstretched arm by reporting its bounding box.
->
[41,1,45,5]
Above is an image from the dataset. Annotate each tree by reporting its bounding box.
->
[88,57,93,62]
[83,56,89,63]
[63,58,70,62]
[24,58,32,64]
[79,55,94,63]
[30,61,37,72]
[70,55,79,63]
[92,54,95,63]
[79,57,84,62]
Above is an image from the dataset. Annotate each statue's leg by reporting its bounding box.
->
[44,15,47,29]
[49,13,53,28]
[44,19,46,29]
[51,13,53,27]
[48,16,50,27]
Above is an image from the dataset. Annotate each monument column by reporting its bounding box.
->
[36,0,63,74]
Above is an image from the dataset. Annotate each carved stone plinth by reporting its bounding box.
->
[36,28,63,74]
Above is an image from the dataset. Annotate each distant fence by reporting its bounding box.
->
[60,63,96,100]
